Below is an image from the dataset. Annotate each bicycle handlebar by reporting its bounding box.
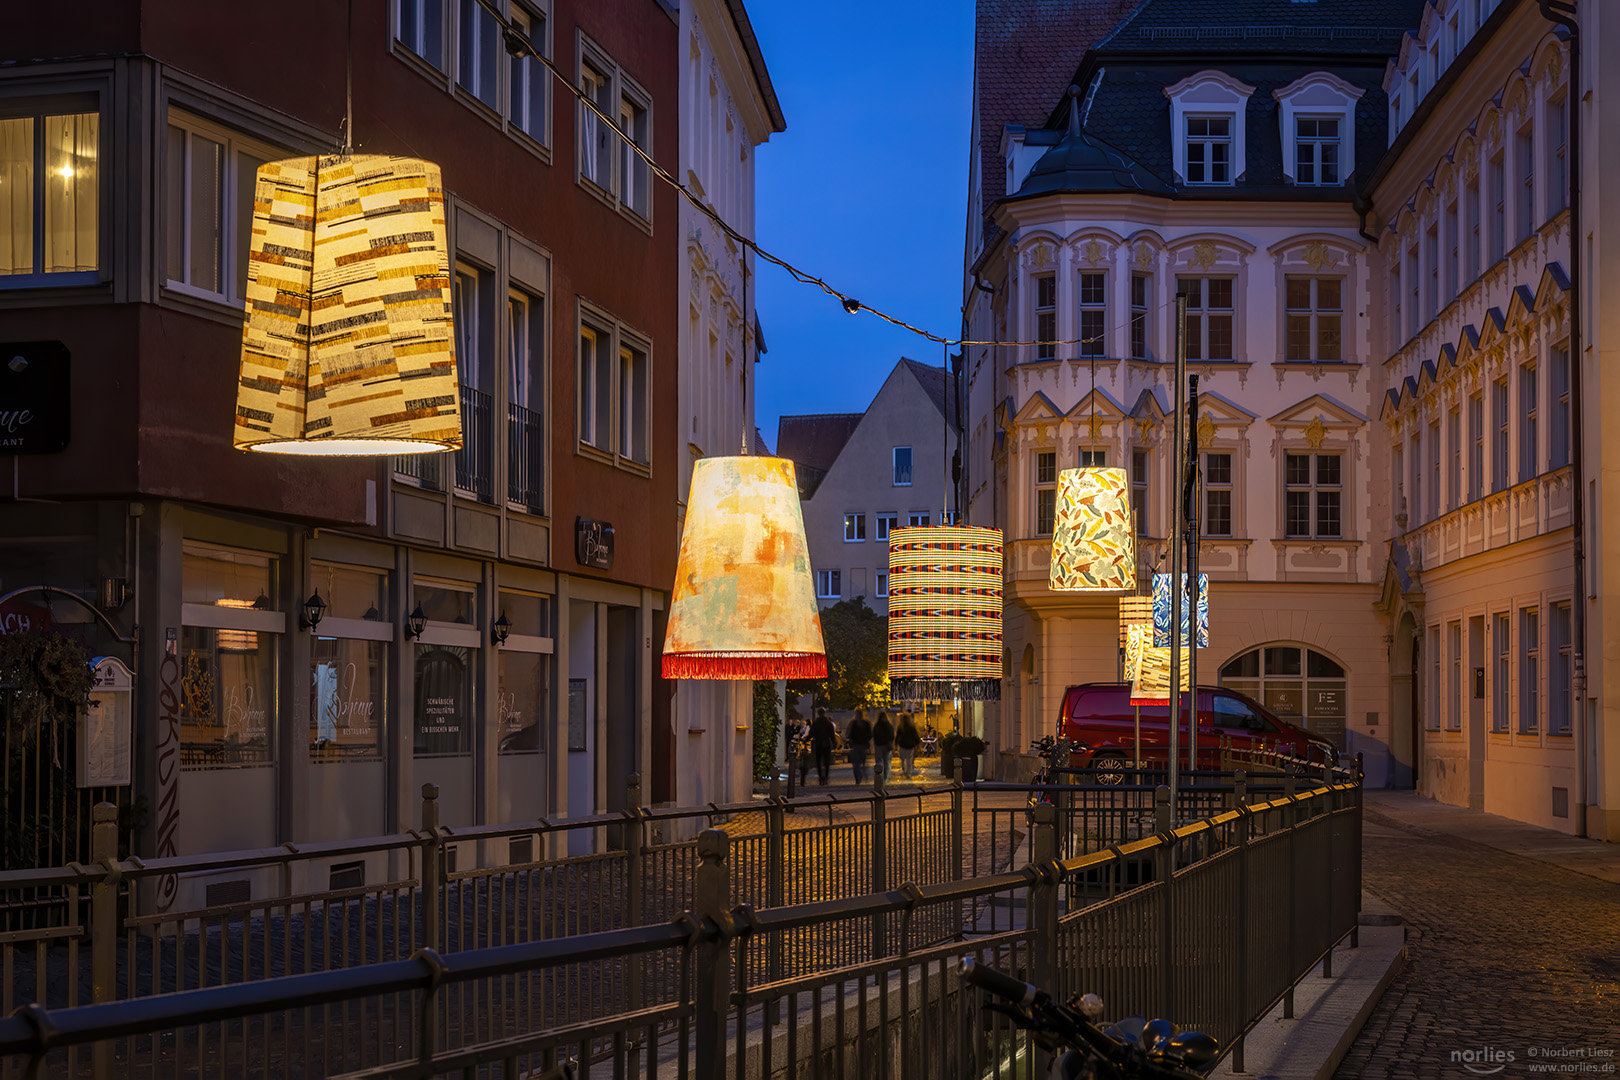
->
[959,956,1040,1008]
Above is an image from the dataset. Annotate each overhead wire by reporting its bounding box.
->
[470,0,1167,352]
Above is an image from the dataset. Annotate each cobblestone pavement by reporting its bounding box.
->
[1335,807,1620,1079]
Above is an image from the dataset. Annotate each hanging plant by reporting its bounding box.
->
[0,628,94,736]
[0,629,94,870]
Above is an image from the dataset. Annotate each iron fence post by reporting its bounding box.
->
[626,773,645,1013]
[766,778,786,989]
[1323,777,1335,980]
[421,783,442,952]
[1283,774,1297,1020]
[951,781,964,934]
[872,791,888,957]
[1234,793,1251,1075]
[1030,802,1058,987]
[1154,785,1173,1020]
[693,829,731,1078]
[1353,752,1365,948]
[1233,767,1247,810]
[90,801,118,1080]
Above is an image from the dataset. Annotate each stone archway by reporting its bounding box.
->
[1388,611,1420,790]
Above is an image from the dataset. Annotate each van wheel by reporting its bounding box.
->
[1092,753,1127,786]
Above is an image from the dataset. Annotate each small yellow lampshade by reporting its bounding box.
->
[1049,468,1136,591]
[662,456,827,680]
[235,155,462,455]
[1127,623,1190,704]
[887,525,1003,701]
[1118,594,1153,649]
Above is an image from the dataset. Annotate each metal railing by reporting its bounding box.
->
[506,403,544,513]
[0,758,1362,1078]
[454,385,493,503]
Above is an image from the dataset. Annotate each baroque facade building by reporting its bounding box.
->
[966,0,1616,838]
[670,0,784,817]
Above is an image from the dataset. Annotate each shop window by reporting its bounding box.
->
[497,651,548,753]
[415,644,474,756]
[311,637,385,760]
[181,626,276,767]
[0,101,100,285]
[1218,643,1347,748]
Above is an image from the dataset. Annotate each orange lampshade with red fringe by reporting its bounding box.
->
[662,456,828,680]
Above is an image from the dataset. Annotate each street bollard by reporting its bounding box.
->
[90,802,118,1080]
[420,784,442,952]
[692,830,731,1078]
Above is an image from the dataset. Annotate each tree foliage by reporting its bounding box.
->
[789,596,890,711]
[751,681,781,781]
[0,629,95,869]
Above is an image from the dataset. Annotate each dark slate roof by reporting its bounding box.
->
[973,0,1141,236]
[776,413,863,476]
[1095,0,1424,55]
[1015,122,1174,199]
[899,358,963,428]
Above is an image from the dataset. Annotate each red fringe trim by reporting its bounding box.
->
[662,652,828,680]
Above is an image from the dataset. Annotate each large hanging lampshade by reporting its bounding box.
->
[235,155,462,455]
[662,456,827,679]
[1048,467,1136,591]
[887,525,1003,702]
[1152,573,1210,648]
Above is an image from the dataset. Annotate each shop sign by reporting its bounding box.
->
[0,597,52,636]
[1264,685,1303,717]
[1309,688,1346,718]
[82,657,133,787]
[0,341,71,454]
[576,518,614,569]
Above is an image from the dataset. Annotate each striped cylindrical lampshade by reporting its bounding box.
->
[887,525,1003,702]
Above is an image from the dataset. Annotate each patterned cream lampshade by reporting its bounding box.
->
[1048,468,1136,591]
[662,456,828,679]
[234,155,462,455]
[1118,594,1153,649]
[1127,623,1190,705]
[887,525,1004,702]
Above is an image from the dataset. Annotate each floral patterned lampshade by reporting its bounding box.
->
[887,525,1003,702]
[235,155,462,455]
[662,456,828,680]
[1152,573,1210,648]
[1048,468,1136,591]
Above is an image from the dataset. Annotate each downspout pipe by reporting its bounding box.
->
[1354,194,1379,245]
[1539,0,1586,836]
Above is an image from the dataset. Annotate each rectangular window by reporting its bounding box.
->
[1447,408,1460,511]
[1185,115,1231,184]
[1549,344,1570,469]
[1131,272,1150,360]
[1465,179,1480,282]
[1407,246,1420,336]
[1429,420,1441,521]
[1410,433,1422,524]
[1181,277,1234,361]
[579,55,615,191]
[816,570,841,599]
[618,85,651,219]
[1035,274,1056,361]
[1390,267,1402,350]
[396,0,445,69]
[1488,152,1506,263]
[1493,612,1510,733]
[1284,453,1341,538]
[1520,363,1537,483]
[165,113,274,304]
[1516,127,1535,243]
[875,570,889,598]
[1295,117,1339,185]
[1468,393,1484,502]
[1079,449,1106,468]
[1493,378,1510,492]
[497,650,549,754]
[1549,601,1571,735]
[1393,444,1405,527]
[454,264,496,501]
[1427,625,1441,730]
[1445,200,1459,300]
[1284,277,1343,361]
[507,287,546,513]
[1204,452,1233,537]
[1132,449,1150,535]
[1449,621,1463,730]
[182,627,278,767]
[0,106,99,283]
[1426,224,1440,319]
[618,337,648,464]
[1079,272,1106,357]
[579,322,611,450]
[908,512,930,528]
[1520,606,1539,733]
[893,446,913,486]
[1036,450,1057,535]
[456,0,501,109]
[508,3,549,144]
[874,513,898,540]
[843,513,866,542]
[311,638,386,760]
[1548,97,1568,215]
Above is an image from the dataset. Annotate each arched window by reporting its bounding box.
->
[1219,643,1348,749]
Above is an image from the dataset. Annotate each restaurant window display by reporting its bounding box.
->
[495,589,551,755]
[180,543,280,767]
[308,563,390,761]
[414,645,473,756]
[1218,643,1348,749]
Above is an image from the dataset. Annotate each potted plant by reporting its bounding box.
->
[954,735,987,784]
[938,731,961,777]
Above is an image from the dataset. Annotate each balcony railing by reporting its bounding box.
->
[394,450,444,491]
[507,402,545,514]
[455,385,494,503]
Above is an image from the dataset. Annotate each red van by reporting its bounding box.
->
[1057,683,1334,778]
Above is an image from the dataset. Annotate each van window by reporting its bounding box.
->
[1213,694,1267,731]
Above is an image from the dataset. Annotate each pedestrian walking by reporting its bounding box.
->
[792,715,812,785]
[895,713,921,778]
[809,708,837,785]
[872,711,894,785]
[845,709,872,784]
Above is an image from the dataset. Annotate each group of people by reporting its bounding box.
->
[789,707,926,786]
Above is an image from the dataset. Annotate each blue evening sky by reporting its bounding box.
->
[746,3,975,449]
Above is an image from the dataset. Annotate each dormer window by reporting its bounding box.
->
[1165,71,1255,187]
[1294,118,1339,185]
[1186,117,1231,184]
[1274,72,1363,186]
